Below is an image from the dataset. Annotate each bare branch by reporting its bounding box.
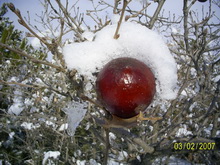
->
[113,0,130,39]
[148,0,166,29]
[0,42,65,72]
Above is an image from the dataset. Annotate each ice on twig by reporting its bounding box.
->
[62,101,87,136]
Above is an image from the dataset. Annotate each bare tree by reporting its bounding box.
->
[0,0,219,164]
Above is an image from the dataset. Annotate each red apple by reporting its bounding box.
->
[96,57,156,119]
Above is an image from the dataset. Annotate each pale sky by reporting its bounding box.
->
[1,0,218,34]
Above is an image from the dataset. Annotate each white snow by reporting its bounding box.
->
[63,21,178,100]
[189,102,197,111]
[45,120,56,127]
[89,159,101,165]
[171,27,178,34]
[8,103,24,115]
[216,130,220,137]
[21,122,40,130]
[42,151,60,165]
[152,156,191,165]
[8,89,24,115]
[136,155,141,162]
[176,124,193,137]
[204,124,213,136]
[118,151,128,161]
[9,132,15,139]
[30,29,59,48]
[149,125,153,132]
[31,37,42,49]
[58,123,68,131]
[82,31,95,41]
[108,158,121,165]
[76,160,86,165]
[181,90,188,96]
[109,132,117,140]
[213,75,220,82]
[62,101,87,136]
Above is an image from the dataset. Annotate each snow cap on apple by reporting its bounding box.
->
[64,21,178,100]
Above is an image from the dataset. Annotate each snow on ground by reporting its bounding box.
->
[63,21,178,100]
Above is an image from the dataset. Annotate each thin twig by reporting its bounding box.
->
[7,3,48,46]
[0,42,65,72]
[148,0,166,29]
[113,0,129,39]
[54,0,84,41]
[0,79,39,88]
[7,3,66,68]
[183,0,190,53]
[125,3,151,21]
[104,128,110,165]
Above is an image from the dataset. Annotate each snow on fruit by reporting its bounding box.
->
[63,21,178,132]
[64,22,178,100]
[96,57,156,119]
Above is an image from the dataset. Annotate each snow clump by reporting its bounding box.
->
[42,151,60,165]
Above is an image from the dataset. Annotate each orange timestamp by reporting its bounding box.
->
[173,142,216,151]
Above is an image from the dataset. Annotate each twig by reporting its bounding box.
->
[211,112,219,138]
[183,0,191,53]
[104,128,110,165]
[0,42,65,72]
[125,3,151,21]
[0,79,38,88]
[80,94,106,110]
[196,80,220,136]
[0,79,69,98]
[113,0,129,39]
[148,0,166,29]
[7,3,66,68]
[54,0,84,41]
[111,128,155,153]
[113,0,119,14]
[7,3,48,46]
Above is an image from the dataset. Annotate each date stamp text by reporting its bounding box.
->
[173,142,216,151]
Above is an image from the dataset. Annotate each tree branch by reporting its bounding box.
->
[113,0,129,39]
[0,42,65,72]
[148,0,166,29]
[103,128,110,165]
[183,0,190,53]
